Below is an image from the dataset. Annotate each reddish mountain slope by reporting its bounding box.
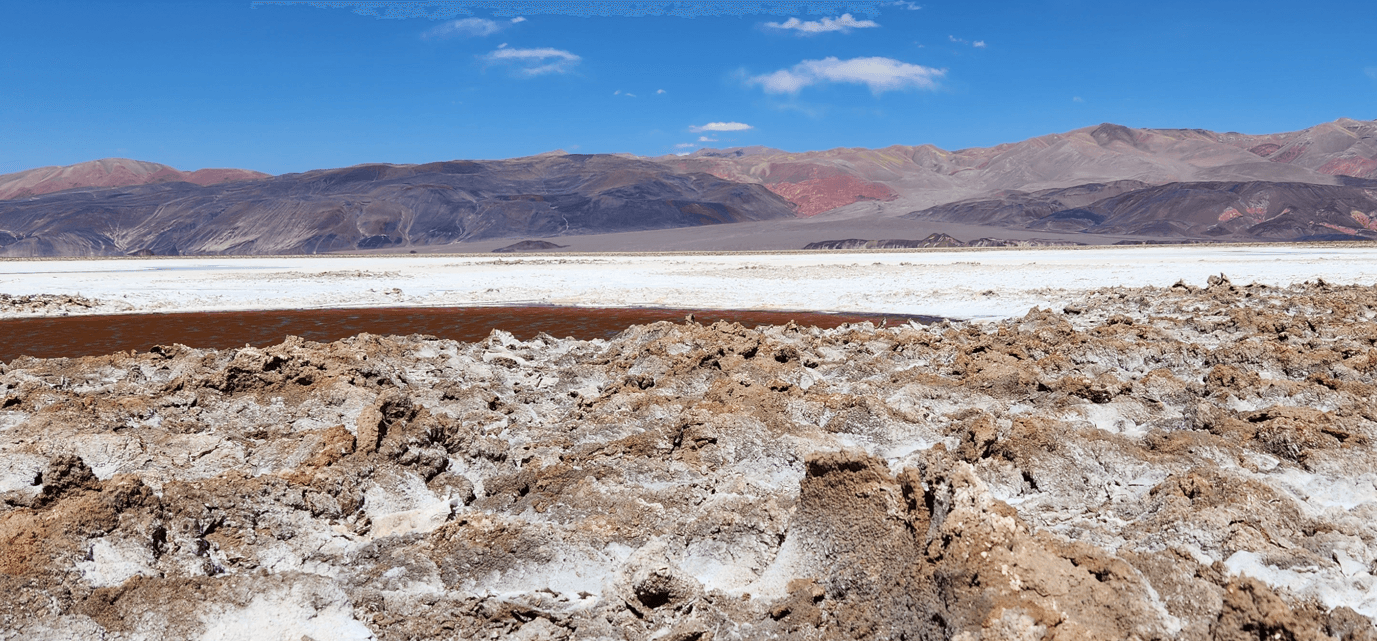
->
[655,118,1377,218]
[1208,118,1377,178]
[0,158,269,200]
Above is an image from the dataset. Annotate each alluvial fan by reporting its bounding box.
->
[1,279,1376,639]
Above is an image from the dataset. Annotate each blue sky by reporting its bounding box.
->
[2,0,1374,175]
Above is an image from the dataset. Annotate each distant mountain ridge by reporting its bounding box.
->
[908,180,1377,241]
[0,154,793,257]
[0,158,269,200]
[2,118,1376,256]
[657,118,1377,217]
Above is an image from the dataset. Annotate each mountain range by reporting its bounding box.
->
[0,154,792,256]
[0,158,267,201]
[2,118,1375,256]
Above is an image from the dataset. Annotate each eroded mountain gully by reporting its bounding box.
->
[2,278,1376,640]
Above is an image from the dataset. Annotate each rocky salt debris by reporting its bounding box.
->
[1,281,1376,639]
[0,292,109,316]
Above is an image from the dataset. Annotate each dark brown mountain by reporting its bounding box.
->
[907,180,1377,241]
[0,154,795,257]
[0,158,268,200]
[898,181,1153,227]
[492,240,569,253]
[803,233,967,250]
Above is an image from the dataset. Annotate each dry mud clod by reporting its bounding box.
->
[1,282,1376,639]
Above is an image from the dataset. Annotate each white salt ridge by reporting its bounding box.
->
[1070,402,1149,438]
[0,453,44,494]
[1268,469,1377,512]
[76,538,157,588]
[0,411,29,432]
[198,583,375,641]
[369,497,461,540]
[1225,551,1377,620]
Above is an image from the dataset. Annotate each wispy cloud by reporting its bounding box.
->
[747,57,944,95]
[675,142,697,148]
[698,136,718,142]
[764,13,878,35]
[1367,67,1377,81]
[613,90,637,97]
[1073,96,1084,103]
[885,1,922,9]
[690,122,753,132]
[510,16,526,23]
[481,46,581,76]
[656,89,667,94]
[767,99,829,119]
[423,17,504,39]
[948,35,986,48]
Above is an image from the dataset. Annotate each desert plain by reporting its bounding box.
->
[4,243,1377,320]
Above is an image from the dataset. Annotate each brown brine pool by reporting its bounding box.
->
[0,306,937,363]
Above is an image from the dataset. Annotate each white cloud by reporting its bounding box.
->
[656,89,667,94]
[690,122,753,132]
[1073,96,1084,103]
[698,136,718,142]
[973,40,986,48]
[747,57,944,95]
[886,1,922,9]
[949,35,986,48]
[423,17,504,39]
[675,143,697,148]
[614,90,636,97]
[764,13,879,35]
[510,16,526,23]
[481,47,581,76]
[1367,67,1377,81]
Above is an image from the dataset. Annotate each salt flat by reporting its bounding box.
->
[2,244,1376,319]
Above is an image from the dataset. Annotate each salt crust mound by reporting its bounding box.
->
[1,279,1376,640]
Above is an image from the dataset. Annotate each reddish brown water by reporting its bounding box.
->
[0,306,936,363]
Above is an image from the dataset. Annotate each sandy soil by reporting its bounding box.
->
[1,280,1376,639]
[3,245,1377,321]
